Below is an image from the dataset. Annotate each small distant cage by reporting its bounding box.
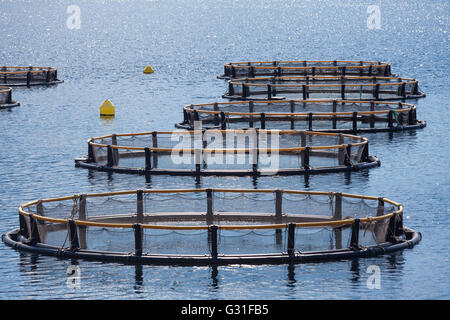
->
[223,76,425,101]
[74,129,380,176]
[0,86,20,109]
[0,66,63,87]
[177,100,426,133]
[1,188,421,265]
[218,60,393,79]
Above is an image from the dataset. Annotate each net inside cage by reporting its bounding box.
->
[222,61,391,78]
[87,130,369,172]
[185,100,417,130]
[225,77,421,100]
[20,190,396,256]
[0,67,58,84]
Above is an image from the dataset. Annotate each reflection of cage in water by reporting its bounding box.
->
[75,129,380,176]
[223,76,425,101]
[0,87,20,109]
[176,99,426,133]
[0,66,63,87]
[2,188,421,265]
[218,60,393,79]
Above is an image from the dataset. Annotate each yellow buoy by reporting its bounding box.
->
[100,99,115,117]
[143,65,154,74]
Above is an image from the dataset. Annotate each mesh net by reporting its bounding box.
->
[86,130,370,173]
[224,76,422,101]
[221,61,390,78]
[19,190,399,258]
[0,66,58,85]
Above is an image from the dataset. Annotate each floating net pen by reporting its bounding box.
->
[0,66,63,87]
[218,60,393,79]
[176,99,426,133]
[0,87,20,109]
[74,129,380,177]
[2,188,421,266]
[223,76,425,101]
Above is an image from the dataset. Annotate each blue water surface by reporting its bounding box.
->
[0,0,449,299]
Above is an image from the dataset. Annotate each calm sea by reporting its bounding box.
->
[0,0,448,299]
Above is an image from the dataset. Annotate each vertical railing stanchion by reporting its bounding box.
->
[332,100,337,129]
[137,190,144,223]
[209,225,218,260]
[370,102,375,128]
[19,213,30,239]
[133,223,143,256]
[290,100,295,129]
[29,215,41,245]
[338,134,345,165]
[333,193,343,249]
[68,219,80,251]
[350,219,360,249]
[152,131,158,167]
[78,194,87,249]
[206,189,214,225]
[275,190,282,223]
[377,198,385,217]
[287,223,296,256]
[352,112,358,134]
[144,147,152,171]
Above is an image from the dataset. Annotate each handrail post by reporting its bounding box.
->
[374,83,380,100]
[106,145,114,167]
[287,223,296,256]
[87,139,97,163]
[133,223,143,256]
[144,147,152,171]
[303,146,310,171]
[78,194,87,249]
[29,215,41,245]
[344,144,353,166]
[260,112,266,129]
[352,112,358,134]
[206,189,214,225]
[388,110,394,128]
[387,212,397,243]
[111,134,119,166]
[26,70,31,87]
[332,100,337,129]
[377,198,385,216]
[370,102,375,128]
[209,225,218,260]
[333,193,343,249]
[275,190,282,223]
[137,190,144,223]
[152,131,158,167]
[333,193,342,220]
[350,219,360,249]
[68,219,80,251]
[308,112,313,131]
[19,213,30,239]
[220,111,227,130]
[290,100,295,129]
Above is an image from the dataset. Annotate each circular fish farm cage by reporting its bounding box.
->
[0,66,63,87]
[218,60,393,79]
[0,86,20,109]
[74,129,380,177]
[223,76,425,101]
[1,188,421,266]
[176,100,426,133]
